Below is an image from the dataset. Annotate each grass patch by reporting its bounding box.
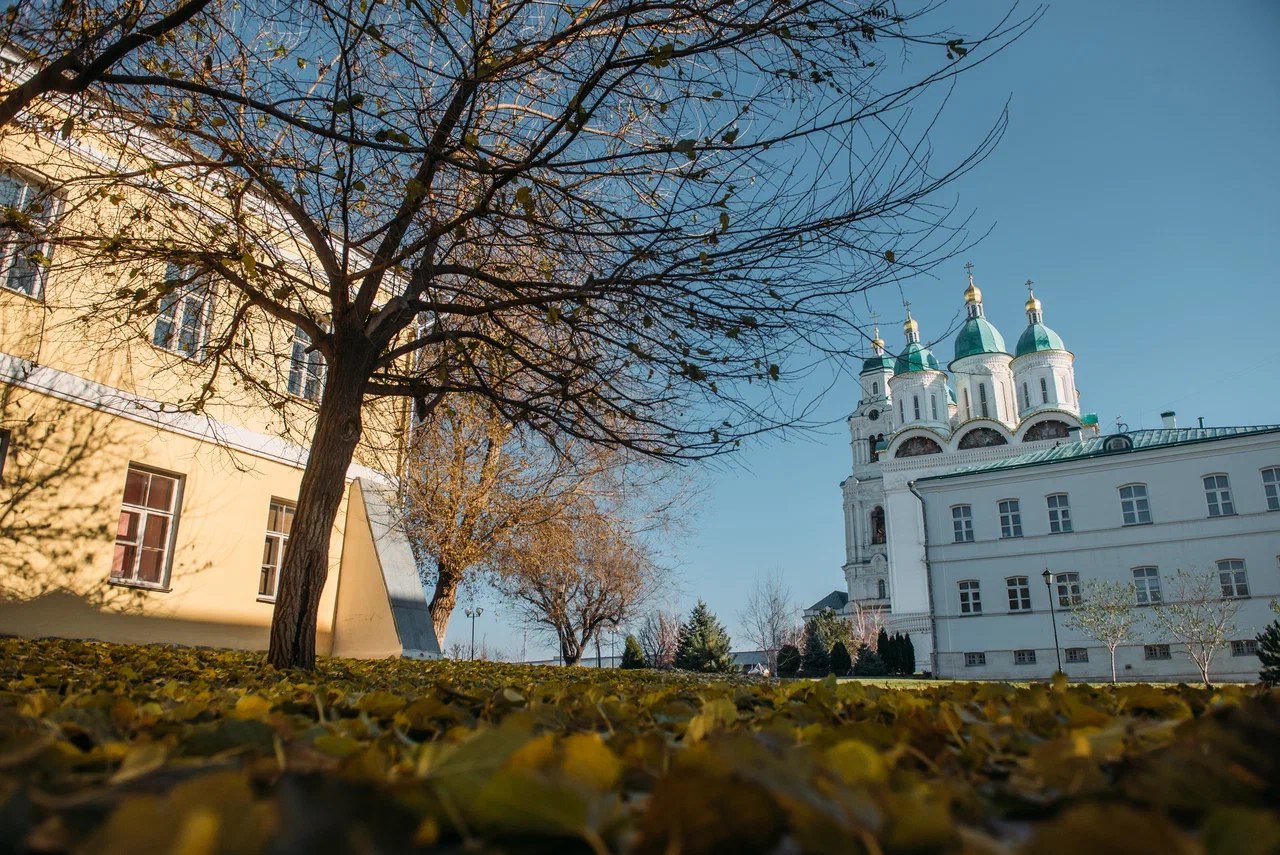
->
[1,637,1277,853]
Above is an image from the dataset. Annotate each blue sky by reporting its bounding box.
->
[458,0,1280,661]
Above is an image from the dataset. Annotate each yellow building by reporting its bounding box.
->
[0,108,439,659]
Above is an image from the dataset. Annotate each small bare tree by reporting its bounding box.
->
[1150,569,1240,686]
[1064,579,1142,683]
[739,573,792,672]
[636,610,681,670]
[846,603,887,652]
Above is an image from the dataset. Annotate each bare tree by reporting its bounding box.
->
[1150,569,1240,687]
[636,609,682,670]
[1064,579,1142,683]
[19,0,1038,668]
[846,603,887,652]
[739,573,792,672]
[497,503,665,666]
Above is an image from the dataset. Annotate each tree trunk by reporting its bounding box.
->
[268,352,369,670]
[428,560,463,646]
[1110,647,1117,683]
[561,635,581,666]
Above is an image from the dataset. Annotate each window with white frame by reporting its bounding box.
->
[1231,639,1258,657]
[1046,493,1072,533]
[913,395,920,420]
[1119,484,1151,525]
[1144,644,1171,661]
[1132,566,1161,605]
[979,383,989,418]
[288,324,326,401]
[951,505,974,543]
[1202,474,1235,517]
[877,578,887,599]
[0,171,55,298]
[962,388,970,419]
[1054,571,1082,608]
[1065,647,1089,663]
[1039,377,1049,404]
[898,398,904,423]
[1263,467,1280,511]
[1006,576,1031,611]
[152,263,212,358]
[1217,559,1249,598]
[1013,649,1036,665]
[964,652,986,667]
[1022,382,1030,410]
[930,394,938,420]
[958,580,982,614]
[871,381,879,396]
[258,499,296,600]
[998,499,1023,538]
[111,465,181,588]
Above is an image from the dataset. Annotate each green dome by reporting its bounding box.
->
[953,316,1007,362]
[895,341,940,375]
[861,354,895,374]
[1015,323,1066,357]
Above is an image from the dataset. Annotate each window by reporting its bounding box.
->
[1022,382,1030,410]
[1264,467,1280,511]
[1006,576,1031,611]
[998,499,1022,538]
[962,388,970,419]
[1040,377,1049,404]
[930,394,938,420]
[1203,474,1235,517]
[1144,644,1171,661]
[1119,484,1151,525]
[870,506,886,545]
[288,324,325,401]
[964,652,986,667]
[877,578,887,599]
[258,500,296,600]
[871,381,879,396]
[111,465,181,588]
[0,171,55,297]
[0,427,9,480]
[898,399,904,422]
[1054,572,1081,608]
[1046,493,1072,533]
[1217,560,1249,598]
[951,505,974,543]
[1065,647,1089,663]
[1013,649,1037,665]
[1231,639,1259,657]
[912,395,920,420]
[958,580,982,614]
[152,264,212,358]
[1132,567,1161,605]
[979,383,989,418]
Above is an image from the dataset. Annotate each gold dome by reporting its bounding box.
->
[1025,294,1042,312]
[903,315,918,333]
[964,279,982,303]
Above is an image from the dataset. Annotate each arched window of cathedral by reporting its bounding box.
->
[1040,377,1049,404]
[894,436,944,458]
[868,433,884,462]
[958,427,1009,449]
[913,395,921,420]
[1022,382,1030,410]
[930,394,938,420]
[877,579,887,599]
[899,398,904,422]
[872,381,879,396]
[1022,420,1071,442]
[870,506,886,544]
[962,388,970,419]
[978,383,989,418]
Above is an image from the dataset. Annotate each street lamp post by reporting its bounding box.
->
[464,606,484,660]
[1041,569,1063,674]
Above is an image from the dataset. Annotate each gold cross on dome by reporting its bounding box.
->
[963,261,974,276]
[1026,278,1035,294]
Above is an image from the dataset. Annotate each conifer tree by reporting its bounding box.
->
[903,634,917,676]
[801,618,831,677]
[777,644,802,678]
[830,640,854,677]
[877,627,891,664]
[620,634,647,669]
[1257,601,1280,688]
[674,600,735,673]
[853,643,889,677]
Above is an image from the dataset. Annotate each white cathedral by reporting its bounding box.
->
[811,268,1280,681]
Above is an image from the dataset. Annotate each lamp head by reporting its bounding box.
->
[1041,569,1052,586]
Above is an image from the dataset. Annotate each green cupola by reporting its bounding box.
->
[1014,287,1067,356]
[860,326,895,374]
[894,310,940,374]
[951,273,1008,362]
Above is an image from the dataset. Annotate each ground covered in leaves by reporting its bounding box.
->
[1,639,1278,854]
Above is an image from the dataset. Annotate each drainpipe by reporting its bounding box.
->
[907,480,941,678]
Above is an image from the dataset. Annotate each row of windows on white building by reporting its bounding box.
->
[884,374,1066,424]
[959,640,1259,668]
[2,173,327,402]
[110,463,295,601]
[949,468,1280,543]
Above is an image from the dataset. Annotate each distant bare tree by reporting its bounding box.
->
[739,574,792,672]
[1150,569,1240,686]
[636,610,681,670]
[1065,579,1142,682]
[846,603,887,652]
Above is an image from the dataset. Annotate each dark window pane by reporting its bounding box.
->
[123,470,148,506]
[117,510,139,541]
[137,549,164,583]
[146,476,174,511]
[112,544,135,578]
[142,515,169,549]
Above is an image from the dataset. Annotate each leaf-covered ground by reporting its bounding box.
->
[1,639,1278,854]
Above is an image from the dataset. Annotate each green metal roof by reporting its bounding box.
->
[921,426,1280,482]
[946,386,956,404]
[1014,322,1067,356]
[894,341,941,375]
[861,354,895,374]
[952,316,1007,362]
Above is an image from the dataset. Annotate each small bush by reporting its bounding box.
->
[620,634,646,669]
[829,640,853,677]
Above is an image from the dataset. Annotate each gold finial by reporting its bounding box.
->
[963,261,981,303]
[1024,278,1041,312]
